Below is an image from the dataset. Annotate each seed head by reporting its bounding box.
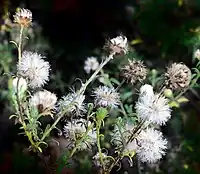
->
[29,90,57,113]
[13,8,32,27]
[165,63,191,90]
[121,59,147,84]
[58,92,86,116]
[92,86,120,108]
[126,128,167,163]
[84,57,99,74]
[63,119,96,150]
[105,35,128,55]
[17,51,50,88]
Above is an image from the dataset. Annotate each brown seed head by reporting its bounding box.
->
[121,59,147,84]
[165,63,191,90]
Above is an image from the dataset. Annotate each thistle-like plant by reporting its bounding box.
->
[7,8,200,174]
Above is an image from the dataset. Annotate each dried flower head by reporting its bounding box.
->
[93,152,111,167]
[29,90,57,113]
[93,86,120,108]
[58,91,86,116]
[13,8,32,27]
[121,59,147,84]
[194,49,200,60]
[12,77,27,93]
[135,85,171,125]
[63,119,96,150]
[165,63,191,90]
[127,128,167,163]
[17,51,50,88]
[105,35,128,55]
[84,57,99,74]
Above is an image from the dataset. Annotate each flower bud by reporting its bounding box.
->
[12,77,27,94]
[164,89,173,98]
[96,107,108,120]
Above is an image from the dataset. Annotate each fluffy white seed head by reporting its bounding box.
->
[139,84,154,98]
[17,51,50,89]
[29,90,57,113]
[136,92,171,125]
[63,119,96,150]
[129,128,168,163]
[58,92,86,116]
[84,57,99,74]
[93,86,120,108]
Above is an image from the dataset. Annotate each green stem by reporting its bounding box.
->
[70,122,94,157]
[96,120,105,172]
[18,25,24,64]
[41,115,62,141]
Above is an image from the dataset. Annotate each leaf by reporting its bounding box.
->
[37,147,43,153]
[130,39,143,45]
[169,101,180,108]
[178,0,183,7]
[177,96,189,104]
[121,91,133,102]
[9,114,18,119]
[110,78,120,85]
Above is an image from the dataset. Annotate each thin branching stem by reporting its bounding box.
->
[96,120,105,172]
[18,25,24,64]
[41,54,114,142]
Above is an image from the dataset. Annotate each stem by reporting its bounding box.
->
[41,115,62,141]
[116,79,125,91]
[78,54,114,95]
[96,120,105,172]
[41,54,114,141]
[119,102,127,117]
[15,77,23,122]
[18,25,24,64]
[70,122,94,157]
[107,119,146,173]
